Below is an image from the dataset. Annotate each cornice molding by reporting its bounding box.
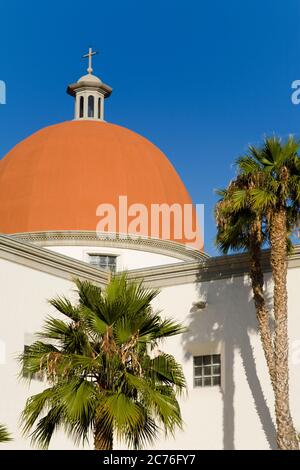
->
[11,231,207,262]
[67,81,112,98]
[0,234,109,285]
[2,233,300,289]
[127,246,300,287]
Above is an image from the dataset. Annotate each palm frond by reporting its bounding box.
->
[20,274,185,449]
[49,297,81,321]
[250,188,277,210]
[147,354,186,392]
[0,424,11,443]
[236,155,261,174]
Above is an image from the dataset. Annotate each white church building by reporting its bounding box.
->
[0,52,300,450]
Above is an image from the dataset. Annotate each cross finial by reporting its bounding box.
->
[82,47,98,74]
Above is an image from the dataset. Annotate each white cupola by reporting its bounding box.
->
[67,48,112,121]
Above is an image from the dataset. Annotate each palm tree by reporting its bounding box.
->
[0,424,11,443]
[218,136,300,449]
[236,136,300,450]
[215,174,275,389]
[20,274,186,450]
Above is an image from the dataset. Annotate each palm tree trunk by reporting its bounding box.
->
[94,418,113,450]
[270,208,298,450]
[249,240,275,388]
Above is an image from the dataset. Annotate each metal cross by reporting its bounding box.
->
[82,47,98,74]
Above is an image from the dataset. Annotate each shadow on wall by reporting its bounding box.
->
[181,272,276,450]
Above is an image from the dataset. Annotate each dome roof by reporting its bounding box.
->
[0,120,201,248]
[77,73,102,83]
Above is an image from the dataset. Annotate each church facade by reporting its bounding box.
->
[0,53,300,450]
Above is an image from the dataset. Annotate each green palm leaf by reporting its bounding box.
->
[0,424,11,443]
[20,274,185,450]
[216,134,300,449]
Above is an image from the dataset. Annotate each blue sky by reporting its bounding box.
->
[1,0,300,254]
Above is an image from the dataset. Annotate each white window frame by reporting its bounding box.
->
[87,253,118,272]
[193,354,221,388]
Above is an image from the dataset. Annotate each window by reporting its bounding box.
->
[23,345,44,381]
[88,254,117,272]
[98,97,101,119]
[79,96,84,118]
[88,95,94,118]
[193,354,221,388]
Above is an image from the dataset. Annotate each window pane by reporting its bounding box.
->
[203,355,211,365]
[194,356,202,366]
[194,377,202,387]
[204,377,211,386]
[194,366,202,377]
[213,365,221,375]
[89,256,99,266]
[203,366,212,376]
[213,376,221,386]
[212,354,221,364]
[108,256,117,271]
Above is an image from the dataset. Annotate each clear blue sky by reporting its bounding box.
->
[1,0,300,255]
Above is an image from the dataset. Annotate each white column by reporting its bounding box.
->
[101,95,104,120]
[75,95,79,119]
[84,91,88,118]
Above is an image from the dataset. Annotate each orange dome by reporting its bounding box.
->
[0,120,202,248]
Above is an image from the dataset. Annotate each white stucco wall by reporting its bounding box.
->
[153,280,275,449]
[0,258,78,449]
[46,245,182,270]
[154,269,300,450]
[1,254,300,450]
